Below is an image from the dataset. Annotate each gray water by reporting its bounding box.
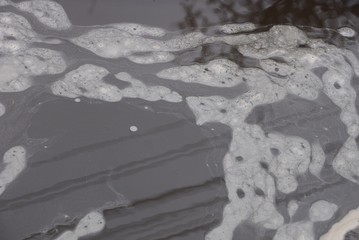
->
[0,1,358,240]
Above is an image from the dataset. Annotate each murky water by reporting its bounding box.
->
[0,1,358,240]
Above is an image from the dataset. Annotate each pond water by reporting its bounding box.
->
[0,1,358,240]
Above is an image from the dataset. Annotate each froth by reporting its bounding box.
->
[0,146,27,196]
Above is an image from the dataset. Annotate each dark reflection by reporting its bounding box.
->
[178,0,359,30]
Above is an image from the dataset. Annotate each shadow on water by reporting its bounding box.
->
[178,0,359,30]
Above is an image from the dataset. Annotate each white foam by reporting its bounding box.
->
[0,12,37,54]
[309,200,338,222]
[234,25,308,59]
[111,23,166,37]
[15,0,71,30]
[157,59,243,87]
[74,211,105,237]
[338,27,356,37]
[187,93,312,239]
[0,102,5,116]
[71,28,206,59]
[115,72,182,102]
[55,211,105,240]
[219,23,256,34]
[0,48,66,92]
[51,64,122,102]
[332,137,359,183]
[0,11,356,240]
[130,125,138,132]
[309,141,325,179]
[128,52,175,64]
[287,200,299,219]
[0,146,27,196]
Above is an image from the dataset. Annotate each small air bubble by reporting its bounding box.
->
[334,82,341,89]
[236,188,245,198]
[254,187,265,196]
[236,156,243,161]
[270,148,280,156]
[74,98,81,102]
[260,161,269,170]
[130,125,138,132]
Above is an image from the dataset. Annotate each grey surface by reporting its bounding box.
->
[0,1,358,240]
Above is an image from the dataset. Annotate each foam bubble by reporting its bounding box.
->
[338,27,356,37]
[130,125,138,132]
[0,146,27,196]
[15,0,71,30]
[309,141,325,179]
[309,200,338,222]
[287,200,299,219]
[157,59,243,87]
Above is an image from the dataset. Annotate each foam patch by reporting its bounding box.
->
[0,12,37,54]
[51,64,122,102]
[128,51,175,64]
[0,48,66,92]
[115,72,182,102]
[55,211,105,240]
[0,102,5,116]
[0,146,27,196]
[157,59,244,87]
[15,0,72,30]
[309,200,338,222]
[338,27,356,37]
